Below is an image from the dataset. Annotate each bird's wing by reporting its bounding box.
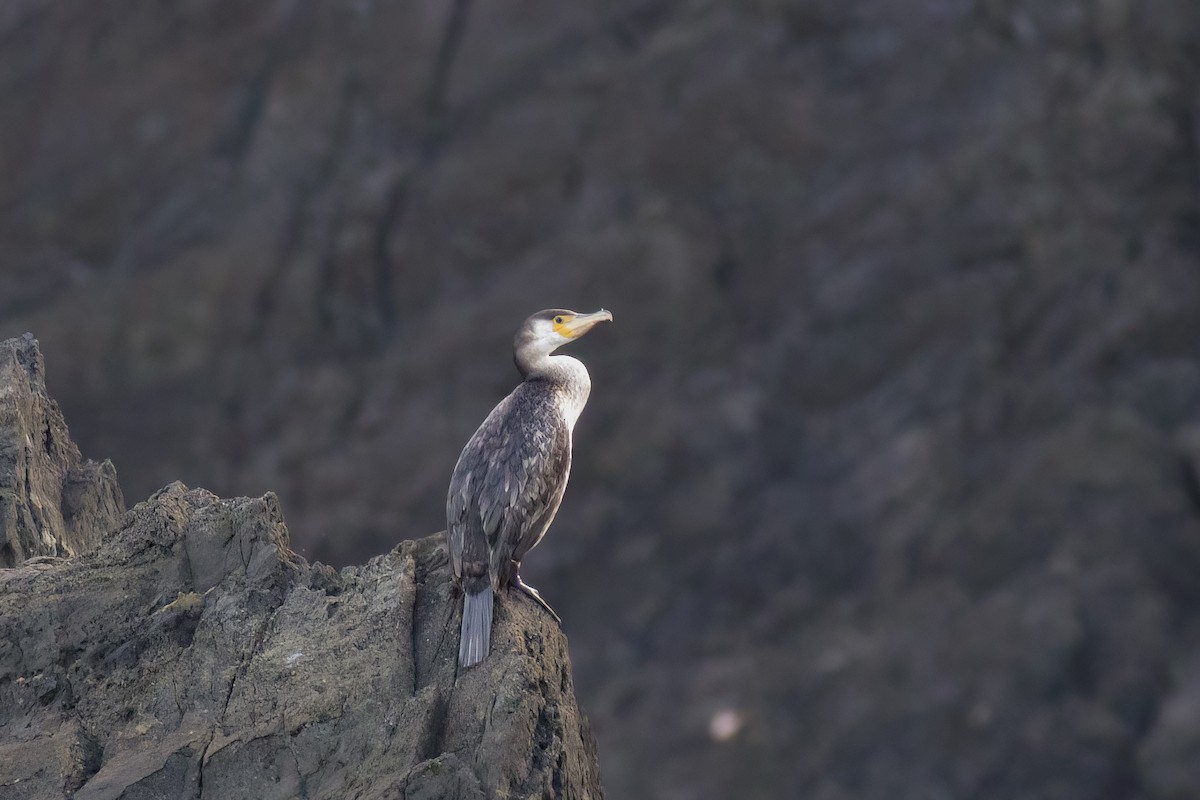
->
[446,466,470,583]
[448,396,521,585]
[490,419,571,576]
[465,396,570,584]
[447,393,522,583]
[448,388,572,589]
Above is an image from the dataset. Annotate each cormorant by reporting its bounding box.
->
[447,308,612,669]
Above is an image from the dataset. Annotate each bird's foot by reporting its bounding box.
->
[511,575,562,625]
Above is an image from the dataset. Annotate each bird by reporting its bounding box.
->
[447,308,612,669]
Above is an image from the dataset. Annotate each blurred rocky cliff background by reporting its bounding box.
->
[3,1,1200,797]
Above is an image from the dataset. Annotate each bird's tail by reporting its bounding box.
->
[458,586,493,669]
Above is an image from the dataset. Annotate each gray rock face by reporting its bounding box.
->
[0,334,124,567]
[0,345,602,800]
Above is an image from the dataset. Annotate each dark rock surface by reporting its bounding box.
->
[0,343,602,800]
[0,334,124,567]
[3,2,1200,798]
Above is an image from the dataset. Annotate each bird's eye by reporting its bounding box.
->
[554,316,563,324]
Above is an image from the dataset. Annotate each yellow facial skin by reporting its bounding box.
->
[554,309,613,339]
[552,314,577,337]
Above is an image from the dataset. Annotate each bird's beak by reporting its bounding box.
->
[563,309,613,338]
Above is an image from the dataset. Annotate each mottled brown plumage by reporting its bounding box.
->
[447,308,611,668]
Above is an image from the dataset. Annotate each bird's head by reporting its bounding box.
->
[514,308,613,360]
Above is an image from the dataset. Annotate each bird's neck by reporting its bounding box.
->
[517,352,592,432]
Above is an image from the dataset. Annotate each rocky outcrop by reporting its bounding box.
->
[0,340,602,800]
[0,334,124,567]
